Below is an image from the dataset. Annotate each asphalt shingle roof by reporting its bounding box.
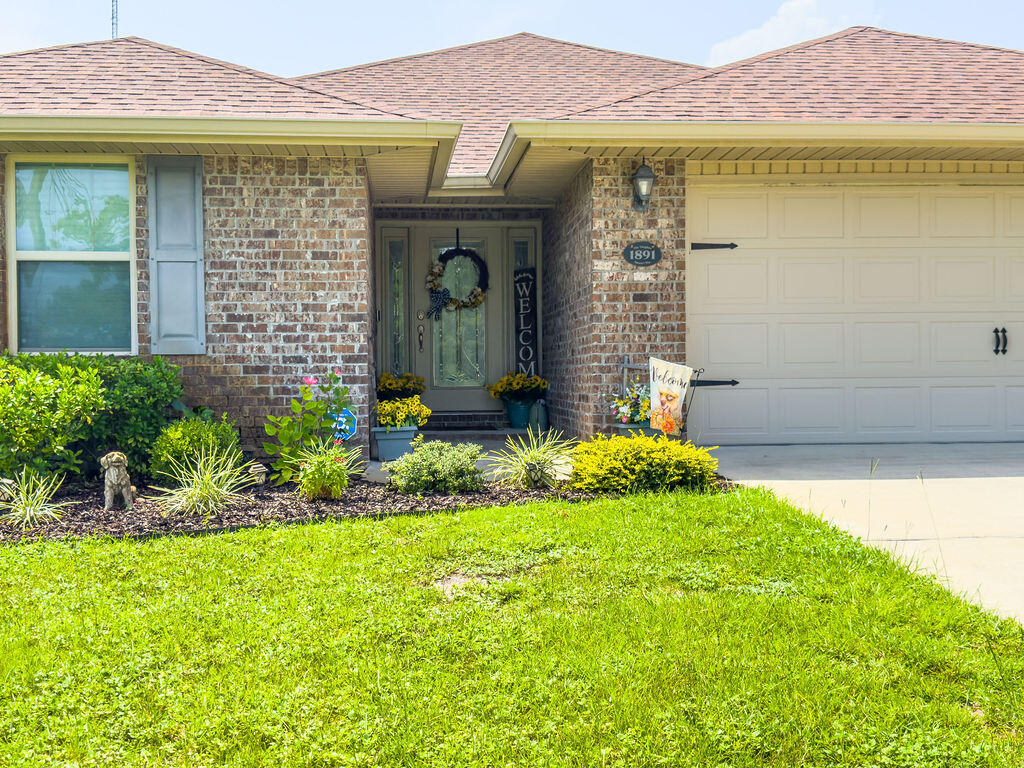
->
[565,27,1024,122]
[0,36,410,120]
[299,33,703,174]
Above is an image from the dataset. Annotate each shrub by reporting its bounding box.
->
[150,447,255,520]
[150,415,242,479]
[3,353,184,477]
[263,370,354,485]
[377,372,425,401]
[0,469,67,529]
[375,395,431,431]
[384,436,484,495]
[295,440,365,500]
[486,428,575,489]
[568,434,718,495]
[0,358,105,477]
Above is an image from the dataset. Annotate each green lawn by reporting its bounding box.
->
[1,489,1021,767]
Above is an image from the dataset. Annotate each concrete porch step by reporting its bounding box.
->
[419,429,528,450]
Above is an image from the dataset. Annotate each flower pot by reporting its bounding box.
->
[504,399,534,429]
[372,426,418,461]
[614,420,660,438]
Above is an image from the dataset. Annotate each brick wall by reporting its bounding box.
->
[542,162,596,435]
[136,156,375,451]
[541,157,687,436]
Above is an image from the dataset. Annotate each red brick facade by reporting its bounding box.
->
[1,152,688,446]
[542,157,687,435]
[141,156,375,449]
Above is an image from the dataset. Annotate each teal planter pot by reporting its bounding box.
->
[504,400,534,429]
[614,420,660,437]
[372,426,418,461]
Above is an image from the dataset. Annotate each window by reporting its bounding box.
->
[7,158,135,353]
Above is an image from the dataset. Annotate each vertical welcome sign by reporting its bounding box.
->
[649,357,694,436]
[513,268,539,376]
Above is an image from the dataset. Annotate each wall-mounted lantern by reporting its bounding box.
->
[632,158,656,211]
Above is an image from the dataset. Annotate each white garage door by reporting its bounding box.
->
[686,184,1024,444]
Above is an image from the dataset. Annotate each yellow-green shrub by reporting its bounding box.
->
[568,434,718,494]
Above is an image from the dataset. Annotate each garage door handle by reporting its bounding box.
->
[1000,327,1008,355]
[994,328,1002,355]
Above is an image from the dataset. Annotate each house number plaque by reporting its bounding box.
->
[623,241,662,267]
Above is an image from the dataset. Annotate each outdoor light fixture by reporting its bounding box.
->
[632,158,656,211]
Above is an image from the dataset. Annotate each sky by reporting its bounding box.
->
[0,0,1021,76]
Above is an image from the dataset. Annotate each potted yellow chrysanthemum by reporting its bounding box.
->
[487,372,548,429]
[372,373,430,460]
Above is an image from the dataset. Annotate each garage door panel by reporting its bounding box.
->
[780,323,843,366]
[1007,257,1024,301]
[777,387,845,434]
[702,323,768,367]
[931,322,1002,364]
[852,192,921,238]
[1007,195,1024,237]
[854,387,923,432]
[700,388,770,436]
[931,193,996,238]
[697,193,768,239]
[931,256,996,302]
[854,258,920,303]
[777,191,844,238]
[700,259,768,304]
[779,257,844,303]
[930,386,998,431]
[1007,388,1024,430]
[854,322,920,366]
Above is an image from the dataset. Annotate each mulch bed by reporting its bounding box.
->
[0,479,595,544]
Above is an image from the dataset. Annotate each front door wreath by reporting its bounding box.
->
[425,242,489,320]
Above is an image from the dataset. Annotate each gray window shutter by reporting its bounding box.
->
[147,156,206,355]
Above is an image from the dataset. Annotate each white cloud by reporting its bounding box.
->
[705,0,878,67]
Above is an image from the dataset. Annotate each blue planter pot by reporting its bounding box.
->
[614,420,660,438]
[505,400,534,429]
[372,426,418,461]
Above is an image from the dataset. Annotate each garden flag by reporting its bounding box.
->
[649,358,694,436]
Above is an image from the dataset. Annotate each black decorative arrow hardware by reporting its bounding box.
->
[692,378,740,387]
[1000,327,1008,355]
[691,242,739,250]
[994,328,1001,356]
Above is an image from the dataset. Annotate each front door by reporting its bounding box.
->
[411,227,506,412]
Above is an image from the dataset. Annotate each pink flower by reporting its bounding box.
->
[334,369,342,376]
[303,376,317,386]
[333,439,343,445]
[332,456,341,462]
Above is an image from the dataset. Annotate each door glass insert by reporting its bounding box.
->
[431,239,485,387]
[386,237,406,373]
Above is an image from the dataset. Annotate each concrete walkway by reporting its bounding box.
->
[715,444,1024,623]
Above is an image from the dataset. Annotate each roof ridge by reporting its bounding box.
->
[558,25,871,119]
[298,31,702,81]
[298,32,535,79]
[0,36,129,60]
[124,37,415,119]
[859,26,1024,57]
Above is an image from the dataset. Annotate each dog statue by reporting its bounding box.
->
[100,451,136,511]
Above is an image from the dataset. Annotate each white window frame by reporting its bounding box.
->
[5,154,138,355]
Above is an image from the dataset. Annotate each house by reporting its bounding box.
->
[1,27,1023,451]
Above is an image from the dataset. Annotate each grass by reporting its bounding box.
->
[0,488,1021,767]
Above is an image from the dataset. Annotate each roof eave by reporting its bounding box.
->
[0,114,462,147]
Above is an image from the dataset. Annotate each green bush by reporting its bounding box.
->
[568,434,718,495]
[3,353,184,478]
[384,436,484,495]
[149,416,242,480]
[295,441,365,500]
[0,358,106,477]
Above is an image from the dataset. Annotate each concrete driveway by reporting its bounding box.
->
[714,444,1024,623]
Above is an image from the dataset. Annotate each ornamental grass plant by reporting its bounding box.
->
[150,447,255,520]
[486,427,575,489]
[0,469,67,530]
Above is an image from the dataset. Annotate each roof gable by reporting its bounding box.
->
[0,37,410,120]
[300,32,703,173]
[567,27,1024,122]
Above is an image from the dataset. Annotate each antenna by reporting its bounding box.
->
[111,0,118,38]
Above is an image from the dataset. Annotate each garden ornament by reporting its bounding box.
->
[248,463,268,496]
[100,451,136,511]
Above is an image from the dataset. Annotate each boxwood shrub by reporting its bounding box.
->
[568,434,718,495]
[149,416,242,480]
[2,353,184,478]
